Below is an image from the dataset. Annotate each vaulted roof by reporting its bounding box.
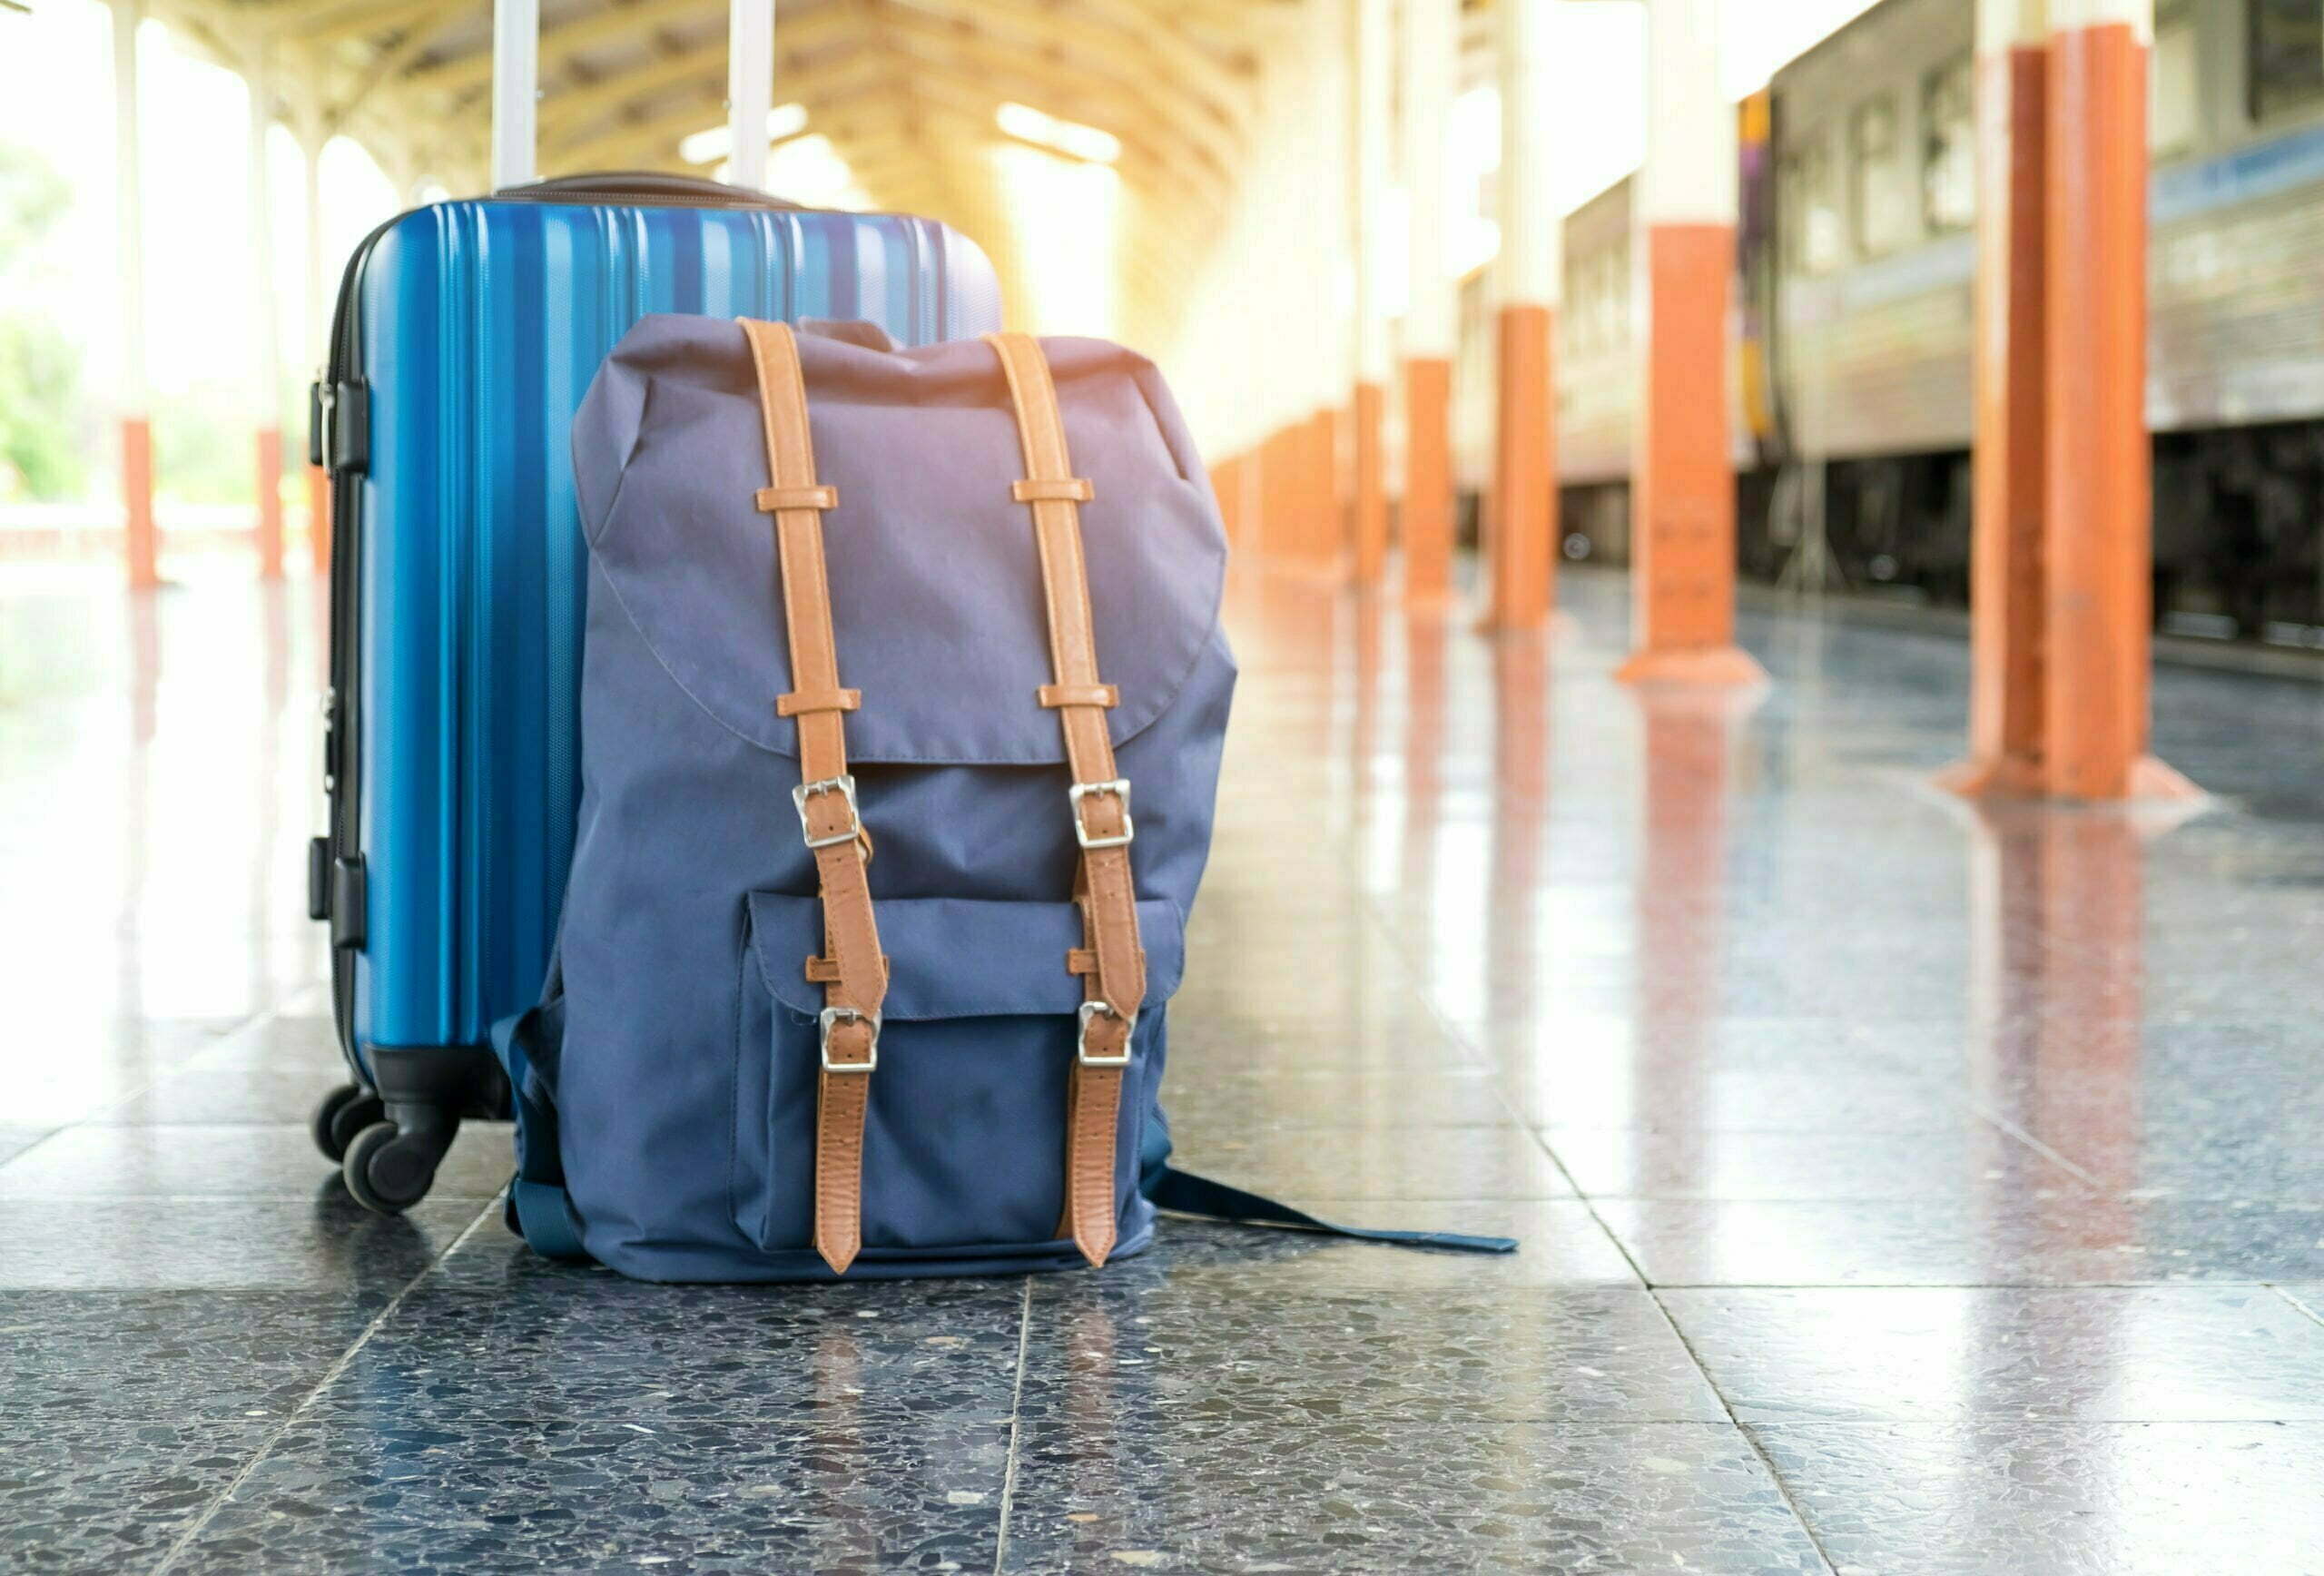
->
[153,0,1300,340]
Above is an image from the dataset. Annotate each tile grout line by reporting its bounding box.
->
[144,1200,500,1576]
[2270,1283,2324,1330]
[991,1275,1035,1576]
[1966,1101,2107,1190]
[1641,1285,1845,1576]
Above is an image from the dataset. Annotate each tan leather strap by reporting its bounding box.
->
[743,317,885,1277]
[984,330,1146,1268]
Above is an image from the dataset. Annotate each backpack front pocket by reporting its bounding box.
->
[734,892,1184,1256]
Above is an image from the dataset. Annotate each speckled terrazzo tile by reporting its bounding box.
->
[1019,1276,1724,1424]
[1139,1201,1632,1287]
[1164,1001,1486,1070]
[0,1122,513,1201]
[0,1413,271,1573]
[0,1290,381,1419]
[1597,1197,2324,1287]
[1163,1128,1571,1201]
[184,1013,346,1071]
[997,1418,1826,1575]
[1751,1421,2324,1576]
[1663,1286,2324,1422]
[169,1411,1009,1575]
[0,1195,487,1291]
[1502,1062,1971,1133]
[1545,1122,2090,1201]
[97,1060,360,1125]
[310,1272,1028,1427]
[1157,1065,1516,1129]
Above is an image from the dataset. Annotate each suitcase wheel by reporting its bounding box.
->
[342,1120,445,1215]
[310,1082,385,1164]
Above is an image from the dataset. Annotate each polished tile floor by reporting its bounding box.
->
[5,561,2324,1573]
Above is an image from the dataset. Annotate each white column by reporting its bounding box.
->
[2049,0,2150,34]
[248,48,281,433]
[1399,0,1458,359]
[726,0,773,192]
[1353,0,1393,389]
[112,0,147,425]
[1305,0,1352,418]
[1497,0,1561,310]
[248,42,285,577]
[1640,0,1735,229]
[491,0,538,190]
[1977,0,2049,48]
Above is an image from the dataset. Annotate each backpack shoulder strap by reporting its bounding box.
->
[984,330,1143,1268]
[741,317,884,1277]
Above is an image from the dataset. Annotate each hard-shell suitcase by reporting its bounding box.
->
[303,8,1001,1211]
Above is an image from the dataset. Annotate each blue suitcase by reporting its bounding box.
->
[304,172,1001,1210]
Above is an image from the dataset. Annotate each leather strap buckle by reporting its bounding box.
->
[1076,1000,1135,1068]
[793,774,863,850]
[1068,778,1134,850]
[819,1006,880,1073]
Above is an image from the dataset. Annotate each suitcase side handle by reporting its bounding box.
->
[493,172,803,210]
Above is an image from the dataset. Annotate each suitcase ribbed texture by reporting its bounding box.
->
[346,200,1000,1062]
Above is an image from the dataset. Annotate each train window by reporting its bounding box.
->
[1921,55,1975,232]
[1851,95,1915,258]
[2152,6,2201,151]
[2250,0,2324,123]
[1784,130,1846,275]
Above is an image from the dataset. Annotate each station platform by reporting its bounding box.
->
[4,563,2322,1572]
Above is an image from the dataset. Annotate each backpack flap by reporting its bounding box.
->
[575,316,1226,768]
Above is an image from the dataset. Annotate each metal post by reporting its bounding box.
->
[727,0,773,192]
[1398,0,1457,604]
[303,133,331,573]
[1350,0,1393,587]
[491,0,538,191]
[1487,0,1561,631]
[1943,0,2052,794]
[248,44,284,580]
[112,0,158,590]
[2041,0,2189,798]
[1617,0,1762,685]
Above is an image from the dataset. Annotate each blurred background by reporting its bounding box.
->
[4,0,1912,585]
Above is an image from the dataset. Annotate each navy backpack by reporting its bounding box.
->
[497,316,1512,1280]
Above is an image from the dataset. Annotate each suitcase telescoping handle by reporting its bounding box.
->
[495,172,803,210]
[490,0,780,192]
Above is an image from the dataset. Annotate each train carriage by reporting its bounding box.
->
[1477,0,2324,642]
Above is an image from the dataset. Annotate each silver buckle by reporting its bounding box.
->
[1076,1000,1135,1068]
[1068,778,1134,851]
[793,774,862,850]
[818,1006,880,1073]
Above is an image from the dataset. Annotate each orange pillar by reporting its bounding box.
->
[2043,1,2187,800]
[122,419,159,590]
[1352,383,1388,586]
[1618,0,1762,687]
[1307,407,1341,572]
[1403,358,1454,599]
[255,428,285,580]
[1942,16,2050,797]
[1491,305,1556,628]
[307,464,332,572]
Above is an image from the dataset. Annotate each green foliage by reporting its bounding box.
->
[0,139,84,503]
